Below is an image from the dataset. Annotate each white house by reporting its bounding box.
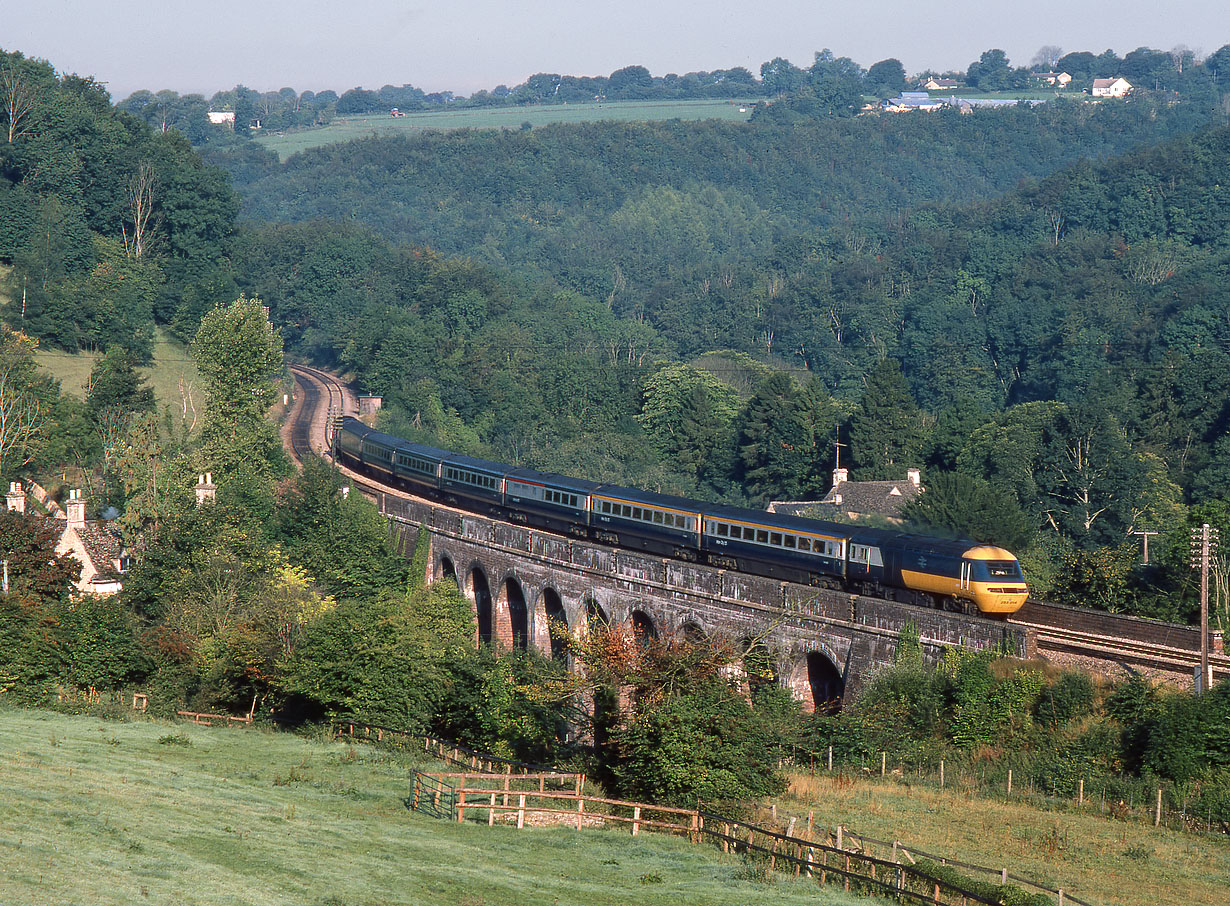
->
[1091,77,1132,98]
[1034,71,1072,87]
[207,111,236,126]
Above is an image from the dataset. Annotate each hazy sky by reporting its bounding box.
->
[7,1,1228,102]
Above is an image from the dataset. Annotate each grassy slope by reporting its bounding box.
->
[778,770,1230,906]
[0,707,863,906]
[255,99,756,160]
[34,329,200,416]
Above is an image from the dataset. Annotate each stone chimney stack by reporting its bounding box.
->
[194,473,217,506]
[832,467,849,489]
[66,489,86,529]
[6,482,24,514]
[907,468,921,488]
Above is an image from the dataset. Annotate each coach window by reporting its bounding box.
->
[770,532,782,547]
[784,535,796,549]
[756,529,768,544]
[717,523,728,537]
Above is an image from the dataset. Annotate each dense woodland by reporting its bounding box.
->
[1,43,1229,828]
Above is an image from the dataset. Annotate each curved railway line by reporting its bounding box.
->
[287,364,1228,687]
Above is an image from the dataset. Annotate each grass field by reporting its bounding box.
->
[35,329,200,420]
[776,769,1230,906]
[255,99,758,160]
[0,707,865,906]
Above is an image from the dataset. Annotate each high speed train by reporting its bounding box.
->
[335,416,1028,616]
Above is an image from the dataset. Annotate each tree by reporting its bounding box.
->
[0,56,38,143]
[1031,46,1063,71]
[903,472,1034,550]
[86,347,155,419]
[0,330,45,475]
[192,295,286,481]
[736,373,842,500]
[271,457,407,599]
[636,364,739,483]
[848,359,926,480]
[966,49,1013,90]
[0,509,79,604]
[866,58,907,94]
[124,161,157,260]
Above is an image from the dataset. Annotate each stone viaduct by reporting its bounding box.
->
[373,490,1029,709]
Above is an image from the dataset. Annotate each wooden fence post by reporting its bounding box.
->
[488,792,496,826]
[1155,788,1163,826]
[881,751,886,777]
[836,825,843,850]
[1001,867,1008,885]
[576,795,585,831]
[721,822,730,853]
[1007,769,1012,797]
[517,794,526,829]
[457,790,466,823]
[632,806,641,837]
[1078,778,1084,806]
[503,772,510,808]
[940,759,945,788]
[828,745,833,771]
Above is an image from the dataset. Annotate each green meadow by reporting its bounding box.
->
[255,99,757,160]
[0,706,865,906]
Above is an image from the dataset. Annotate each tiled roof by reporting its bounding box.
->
[76,522,124,582]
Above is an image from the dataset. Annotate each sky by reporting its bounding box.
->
[6,1,1228,102]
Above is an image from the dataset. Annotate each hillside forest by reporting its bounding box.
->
[1,44,1230,827]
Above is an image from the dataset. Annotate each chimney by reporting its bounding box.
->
[194,473,217,506]
[66,489,86,529]
[907,468,921,488]
[832,467,848,489]
[6,482,24,514]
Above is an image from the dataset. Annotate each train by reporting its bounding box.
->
[334,416,1028,617]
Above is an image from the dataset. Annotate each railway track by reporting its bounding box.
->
[287,363,351,465]
[283,363,1226,686]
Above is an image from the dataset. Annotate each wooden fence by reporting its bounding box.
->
[408,769,1048,905]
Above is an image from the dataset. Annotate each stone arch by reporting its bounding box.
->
[785,649,844,714]
[539,587,568,661]
[497,576,528,650]
[468,565,493,646]
[437,555,457,586]
[630,609,657,645]
[584,596,610,637]
[741,637,779,694]
[681,620,707,643]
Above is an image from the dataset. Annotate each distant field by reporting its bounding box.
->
[0,706,863,906]
[35,329,200,420]
[255,99,758,160]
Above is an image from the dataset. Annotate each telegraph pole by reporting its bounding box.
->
[1132,529,1158,565]
[1191,524,1217,693]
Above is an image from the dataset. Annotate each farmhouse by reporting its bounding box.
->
[1091,77,1133,97]
[6,484,127,597]
[922,78,960,90]
[207,110,235,126]
[768,468,924,524]
[1033,71,1072,87]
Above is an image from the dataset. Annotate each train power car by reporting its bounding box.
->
[332,416,1028,616]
